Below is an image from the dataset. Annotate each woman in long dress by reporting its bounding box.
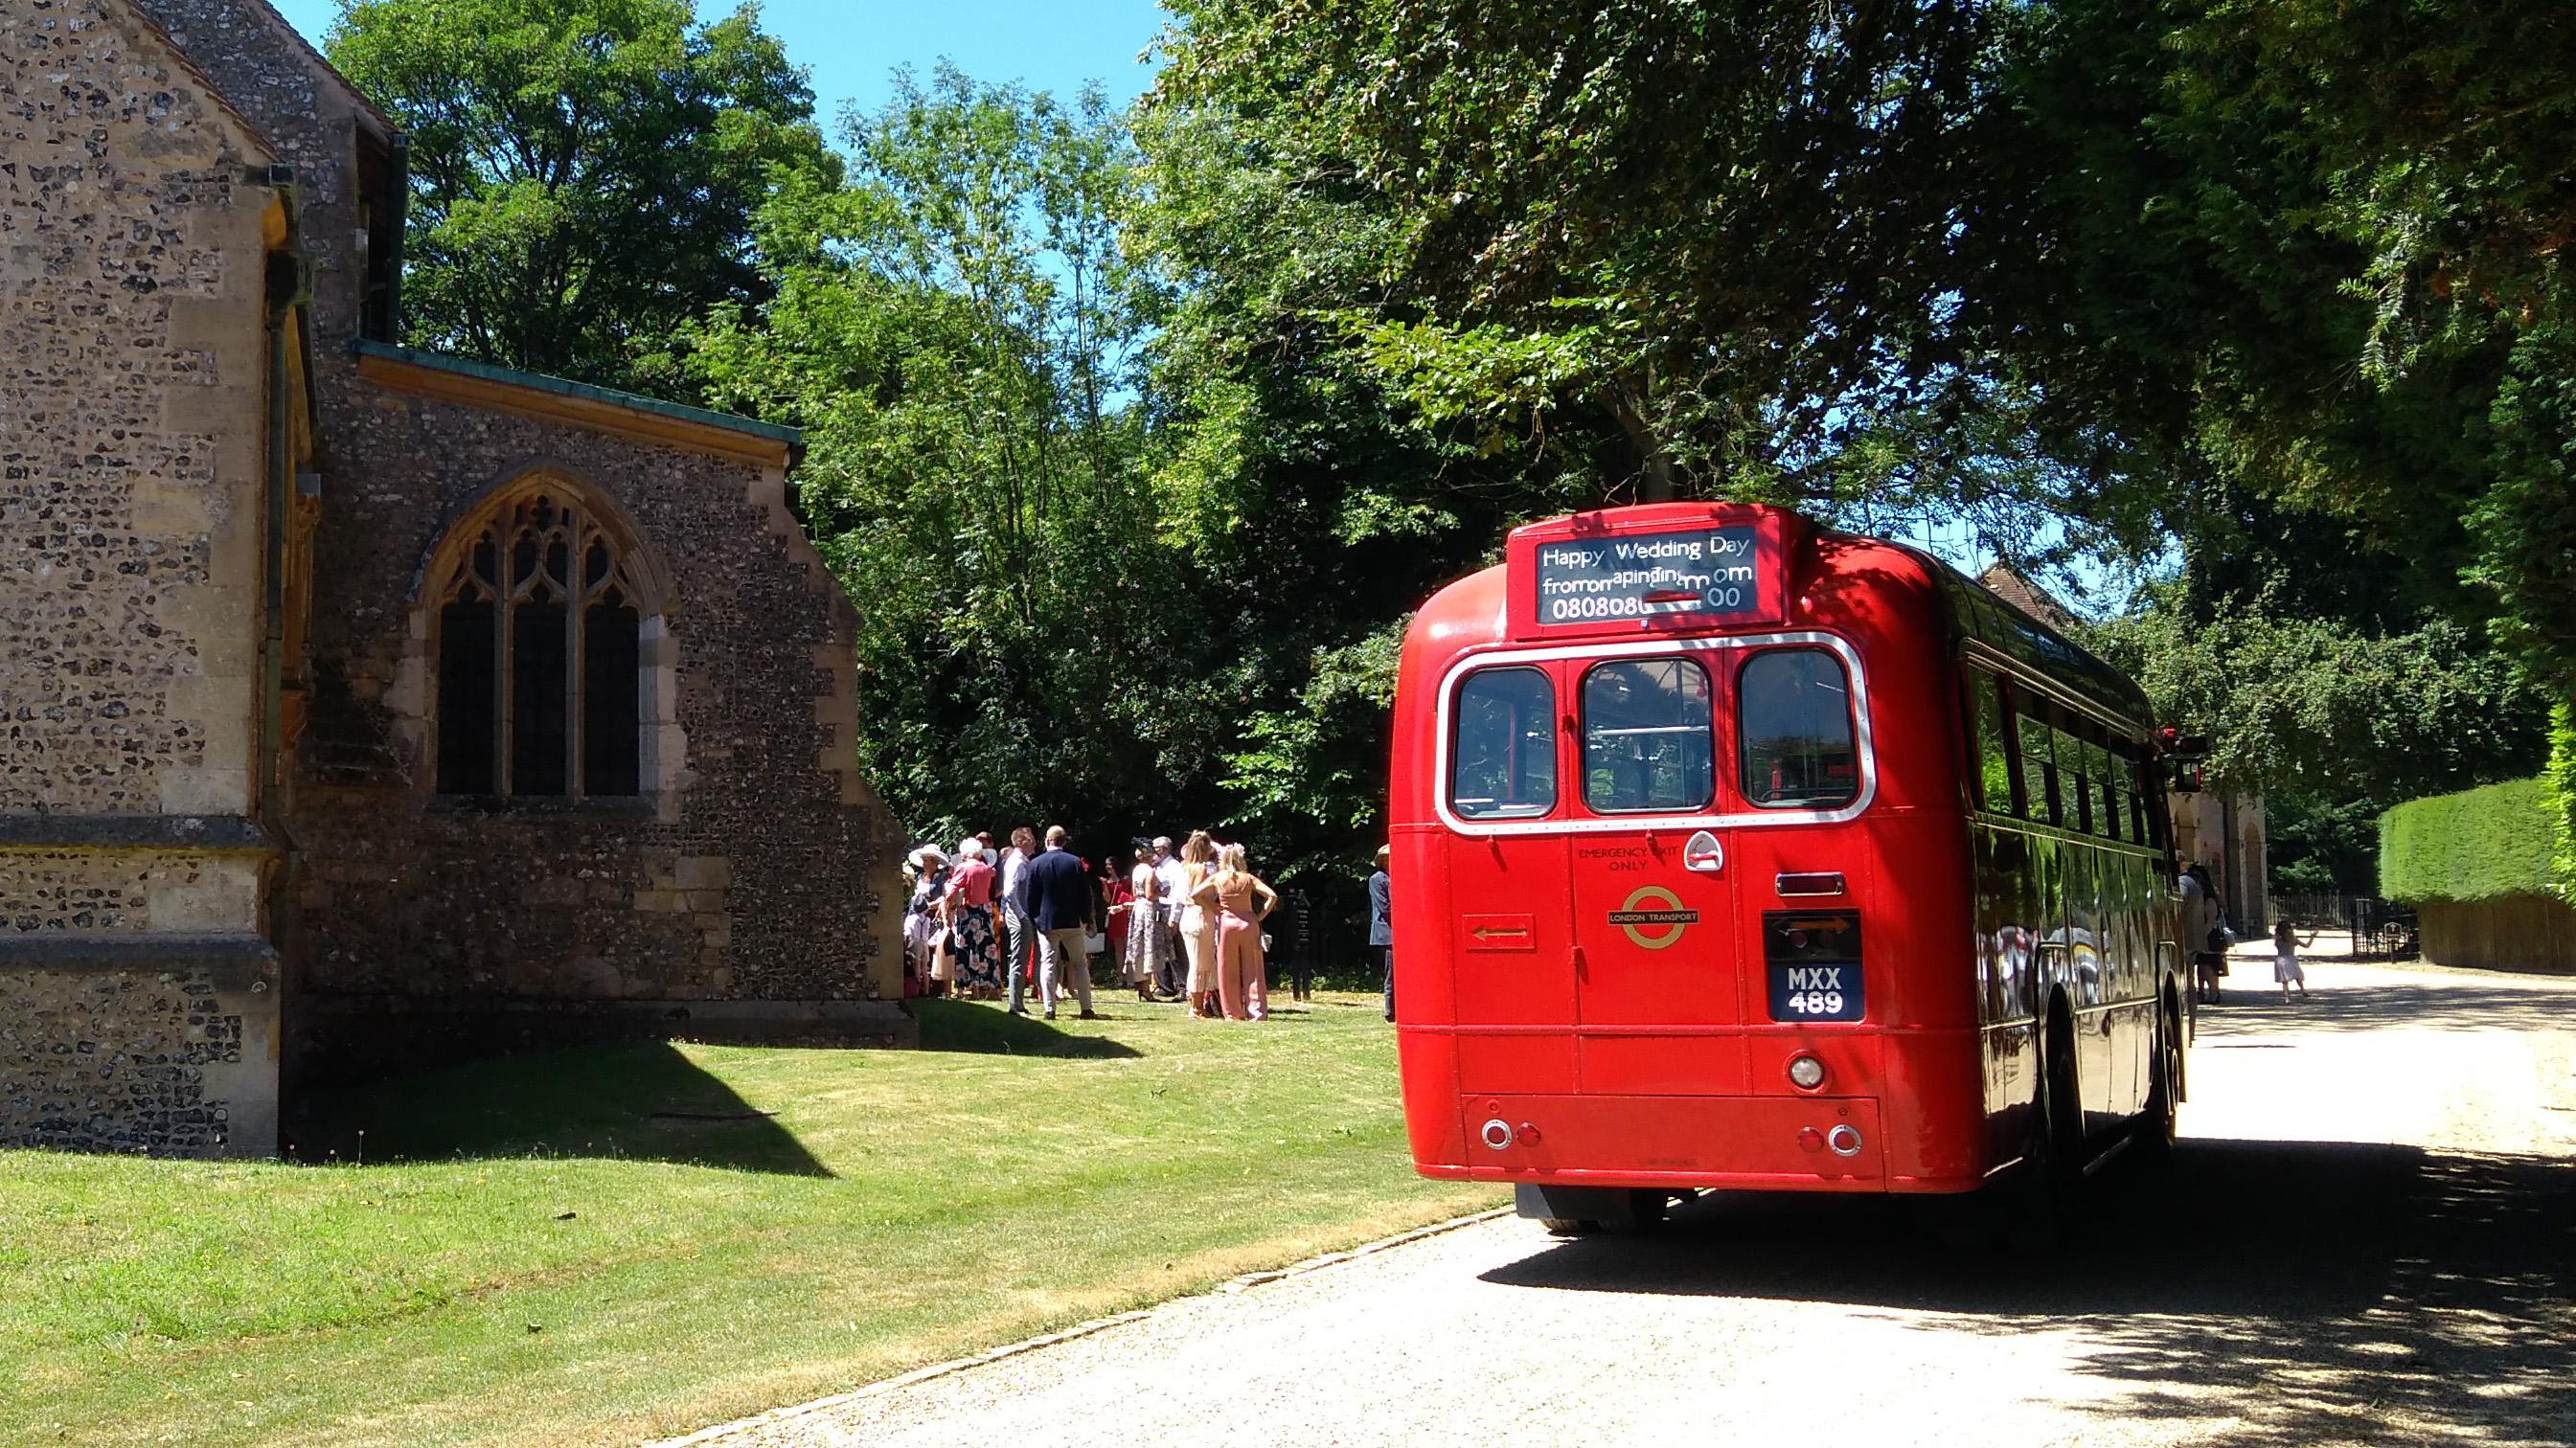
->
[1194,842,1280,1022]
[1122,846,1163,1002]
[902,844,950,997]
[941,834,1003,997]
[1176,830,1220,1018]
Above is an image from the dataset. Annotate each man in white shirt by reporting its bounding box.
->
[1002,826,1039,1014]
[1151,836,1188,1000]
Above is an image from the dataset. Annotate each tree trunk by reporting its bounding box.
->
[1606,381,1679,503]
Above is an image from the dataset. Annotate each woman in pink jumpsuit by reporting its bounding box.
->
[1194,843,1280,1021]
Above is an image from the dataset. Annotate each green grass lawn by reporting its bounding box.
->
[0,992,1500,1447]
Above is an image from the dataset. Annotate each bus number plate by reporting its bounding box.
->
[1763,909,1864,1023]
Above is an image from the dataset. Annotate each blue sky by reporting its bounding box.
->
[271,0,1174,122]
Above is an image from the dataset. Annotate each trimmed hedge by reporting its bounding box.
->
[2379,777,2561,903]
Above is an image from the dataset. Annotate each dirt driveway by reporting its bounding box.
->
[681,949,2576,1448]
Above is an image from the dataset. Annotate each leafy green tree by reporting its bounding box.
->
[2079,575,2548,892]
[1974,0,2576,691]
[1126,95,1641,880]
[2085,587,2544,804]
[328,0,835,393]
[689,68,1176,839]
[1154,0,2021,505]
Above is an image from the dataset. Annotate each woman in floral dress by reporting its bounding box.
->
[941,834,1003,997]
[1123,845,1163,1000]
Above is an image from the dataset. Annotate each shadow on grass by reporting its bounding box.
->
[1481,1139,2576,1445]
[913,998,1146,1058]
[286,1041,832,1177]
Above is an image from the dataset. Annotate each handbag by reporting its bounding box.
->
[1083,928,1106,955]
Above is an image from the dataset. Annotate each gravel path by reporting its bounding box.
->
[677,950,2576,1448]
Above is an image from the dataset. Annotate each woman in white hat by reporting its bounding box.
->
[902,844,950,996]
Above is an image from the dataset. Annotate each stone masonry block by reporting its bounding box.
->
[673,856,730,890]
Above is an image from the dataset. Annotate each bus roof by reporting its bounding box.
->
[1421,502,2154,730]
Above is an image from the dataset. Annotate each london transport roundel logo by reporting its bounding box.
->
[1607,886,1699,950]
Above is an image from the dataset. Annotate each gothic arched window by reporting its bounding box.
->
[434,490,648,799]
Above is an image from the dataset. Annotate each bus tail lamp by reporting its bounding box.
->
[1826,1124,1863,1158]
[1481,1119,1515,1150]
[1786,1053,1827,1091]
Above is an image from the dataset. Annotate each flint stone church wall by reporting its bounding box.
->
[4,0,911,1154]
[1,0,284,1153]
[285,382,911,1084]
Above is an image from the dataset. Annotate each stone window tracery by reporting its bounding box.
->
[434,491,646,798]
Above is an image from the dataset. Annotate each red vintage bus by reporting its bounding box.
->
[1389,502,2187,1232]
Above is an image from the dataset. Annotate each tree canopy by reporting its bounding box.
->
[329,0,835,393]
[332,0,2576,899]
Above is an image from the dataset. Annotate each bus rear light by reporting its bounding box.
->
[1481,1119,1515,1150]
[1827,1124,1863,1157]
[1786,1053,1827,1090]
[1798,1127,1825,1153]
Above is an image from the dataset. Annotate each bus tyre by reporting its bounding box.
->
[2014,1012,2085,1253]
[2135,999,2181,1165]
[1517,1184,1660,1234]
[1600,1188,1668,1234]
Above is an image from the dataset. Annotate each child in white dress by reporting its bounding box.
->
[2271,919,2314,1001]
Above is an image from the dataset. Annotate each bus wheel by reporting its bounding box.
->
[2135,1000,2181,1164]
[2013,1011,2085,1252]
[1518,1184,1660,1234]
[1599,1189,1667,1234]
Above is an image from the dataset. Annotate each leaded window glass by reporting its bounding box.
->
[435,492,644,798]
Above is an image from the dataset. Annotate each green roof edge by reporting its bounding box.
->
[353,339,802,451]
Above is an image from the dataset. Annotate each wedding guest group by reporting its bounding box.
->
[898,823,1303,1023]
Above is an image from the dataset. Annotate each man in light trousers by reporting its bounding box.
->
[1024,826,1099,1019]
[1151,835,1189,1001]
[1003,826,1040,1014]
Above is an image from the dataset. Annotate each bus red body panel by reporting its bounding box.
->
[1392,503,2181,1200]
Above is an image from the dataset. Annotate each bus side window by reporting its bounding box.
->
[2102,747,2130,841]
[1738,648,1859,808]
[1964,667,2014,814]
[2053,725,2092,834]
[2080,733,2111,838]
[2016,708,2058,826]
[1581,657,1714,813]
[1450,667,1558,819]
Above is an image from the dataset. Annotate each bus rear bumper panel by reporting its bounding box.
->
[1455,1093,1885,1184]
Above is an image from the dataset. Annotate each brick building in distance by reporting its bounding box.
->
[2,0,911,1157]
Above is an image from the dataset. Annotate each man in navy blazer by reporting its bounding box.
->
[1024,825,1099,1019]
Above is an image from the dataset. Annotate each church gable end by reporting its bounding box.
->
[286,362,913,1087]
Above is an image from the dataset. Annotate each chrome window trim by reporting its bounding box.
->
[1432,631,1877,837]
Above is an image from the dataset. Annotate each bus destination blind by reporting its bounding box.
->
[1534,526,1763,624]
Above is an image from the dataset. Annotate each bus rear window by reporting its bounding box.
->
[1450,667,1558,818]
[1582,658,1714,813]
[1738,648,1858,808]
